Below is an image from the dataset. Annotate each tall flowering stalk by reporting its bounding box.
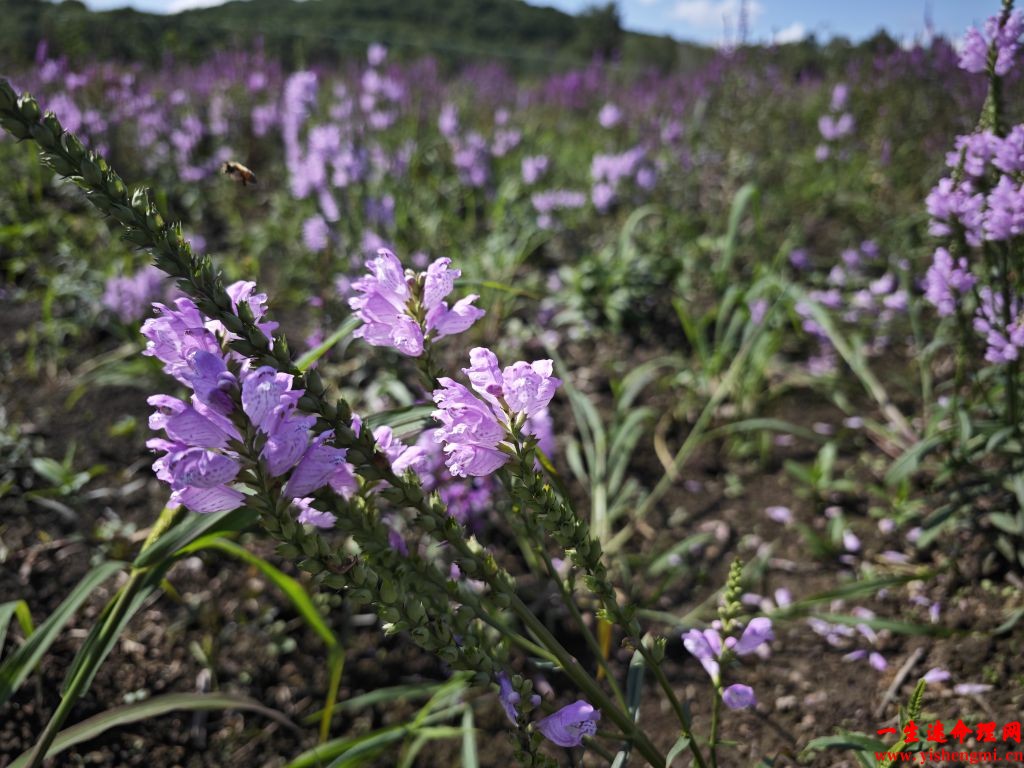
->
[921,2,1024,426]
[0,79,716,768]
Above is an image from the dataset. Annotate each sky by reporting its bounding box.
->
[77,0,990,47]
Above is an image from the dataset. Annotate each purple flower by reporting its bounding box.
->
[521,154,549,185]
[293,497,336,529]
[349,250,483,357]
[924,248,975,317]
[682,628,723,682]
[592,182,615,212]
[302,215,330,253]
[959,11,1023,76]
[535,700,600,747]
[819,113,854,141]
[973,287,1024,363]
[432,379,509,477]
[829,83,848,112]
[438,103,458,138]
[598,102,621,128]
[141,297,223,387]
[102,266,167,323]
[431,348,561,477]
[284,431,349,497]
[722,684,756,710]
[367,43,388,67]
[730,617,774,655]
[497,674,520,724]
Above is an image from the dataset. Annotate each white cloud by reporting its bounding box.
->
[636,0,660,6]
[166,0,236,13]
[671,0,762,29]
[774,21,807,44]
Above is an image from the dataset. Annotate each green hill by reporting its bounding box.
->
[0,0,712,73]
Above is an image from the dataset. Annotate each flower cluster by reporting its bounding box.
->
[922,11,1024,364]
[432,348,560,477]
[959,10,1023,76]
[794,241,908,375]
[815,82,854,162]
[142,284,350,522]
[102,265,168,323]
[498,675,600,748]
[682,617,773,710]
[348,249,484,357]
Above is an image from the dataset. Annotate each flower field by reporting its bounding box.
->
[1,4,1023,767]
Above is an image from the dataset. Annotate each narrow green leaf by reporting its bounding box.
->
[666,735,692,767]
[885,436,944,487]
[801,732,887,756]
[295,316,360,372]
[179,537,336,649]
[60,568,168,696]
[133,506,257,568]
[0,560,125,705]
[363,404,434,436]
[8,692,295,768]
[0,600,33,657]
[460,709,478,768]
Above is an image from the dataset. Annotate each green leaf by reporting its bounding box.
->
[0,600,33,657]
[60,568,168,696]
[8,692,296,768]
[460,708,478,768]
[885,436,944,487]
[295,316,360,371]
[666,735,692,767]
[30,457,69,486]
[0,560,125,705]
[801,732,887,756]
[133,505,257,569]
[179,537,336,649]
[813,612,950,637]
[625,649,645,718]
[363,404,435,437]
[647,533,714,576]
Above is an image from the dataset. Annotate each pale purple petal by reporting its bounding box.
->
[722,684,756,710]
[535,700,600,747]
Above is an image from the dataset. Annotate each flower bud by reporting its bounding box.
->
[62,132,85,161]
[81,158,103,187]
[0,81,16,111]
[409,626,432,646]
[321,573,347,590]
[276,543,300,559]
[0,115,30,140]
[42,112,62,140]
[17,95,40,123]
[30,121,56,147]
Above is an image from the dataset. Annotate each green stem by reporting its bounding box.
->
[504,593,666,768]
[537,545,628,713]
[637,644,709,768]
[708,685,722,768]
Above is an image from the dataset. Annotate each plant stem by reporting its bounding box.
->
[637,644,709,768]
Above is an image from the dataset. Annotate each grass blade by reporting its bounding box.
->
[133,505,258,569]
[8,692,296,768]
[295,316,360,372]
[0,600,34,658]
[0,559,125,705]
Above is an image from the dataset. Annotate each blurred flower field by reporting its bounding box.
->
[1,5,1024,767]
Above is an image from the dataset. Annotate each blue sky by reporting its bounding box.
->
[78,0,989,46]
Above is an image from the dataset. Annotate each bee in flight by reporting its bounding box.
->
[220,161,257,186]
